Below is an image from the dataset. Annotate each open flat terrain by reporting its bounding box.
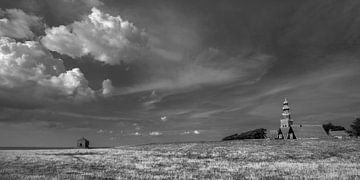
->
[1,139,360,179]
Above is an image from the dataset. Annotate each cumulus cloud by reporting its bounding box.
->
[0,37,96,106]
[41,7,148,65]
[102,79,114,96]
[0,8,42,39]
[38,68,95,101]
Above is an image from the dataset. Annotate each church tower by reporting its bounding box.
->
[280,98,293,128]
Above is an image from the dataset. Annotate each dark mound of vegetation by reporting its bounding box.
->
[322,123,346,134]
[222,128,266,141]
[350,117,360,137]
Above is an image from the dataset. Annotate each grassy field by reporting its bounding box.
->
[1,139,360,179]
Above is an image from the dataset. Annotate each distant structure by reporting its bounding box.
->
[280,99,293,128]
[276,99,328,139]
[77,137,90,148]
[329,130,349,139]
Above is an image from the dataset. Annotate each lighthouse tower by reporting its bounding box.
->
[280,98,293,128]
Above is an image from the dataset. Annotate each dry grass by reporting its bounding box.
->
[1,139,360,179]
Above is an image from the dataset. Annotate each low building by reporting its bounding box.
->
[77,137,90,148]
[279,124,329,139]
[329,130,349,139]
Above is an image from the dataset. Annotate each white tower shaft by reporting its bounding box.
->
[280,98,293,128]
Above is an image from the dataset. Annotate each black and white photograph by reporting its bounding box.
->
[0,0,360,179]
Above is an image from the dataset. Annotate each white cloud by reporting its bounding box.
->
[97,129,104,133]
[180,130,201,135]
[95,128,119,135]
[0,8,42,39]
[38,68,95,101]
[41,7,148,65]
[160,116,167,121]
[132,132,140,136]
[0,37,95,105]
[149,131,162,136]
[102,79,114,96]
[181,131,191,135]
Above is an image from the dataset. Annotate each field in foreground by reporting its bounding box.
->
[1,139,360,179]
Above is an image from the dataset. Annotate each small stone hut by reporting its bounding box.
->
[77,137,90,149]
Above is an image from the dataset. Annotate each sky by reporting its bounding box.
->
[0,0,359,147]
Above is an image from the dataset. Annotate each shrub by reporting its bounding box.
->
[222,128,266,141]
[350,118,360,137]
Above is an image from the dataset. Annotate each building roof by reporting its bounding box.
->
[291,124,329,139]
[77,137,89,142]
[279,125,329,139]
[267,130,278,139]
[329,130,349,137]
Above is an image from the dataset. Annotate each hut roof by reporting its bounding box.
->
[77,137,89,142]
[329,130,348,137]
[279,125,329,139]
[291,124,329,139]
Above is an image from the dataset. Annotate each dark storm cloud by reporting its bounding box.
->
[0,0,359,146]
[0,0,103,26]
